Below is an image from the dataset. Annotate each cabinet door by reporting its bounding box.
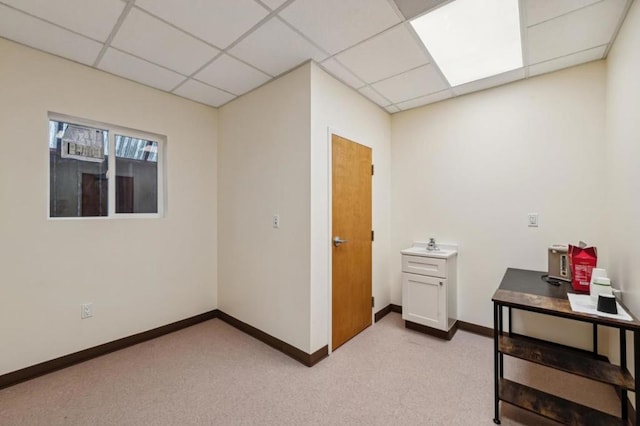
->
[402,272,447,330]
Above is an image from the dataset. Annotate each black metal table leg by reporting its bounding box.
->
[493,302,501,424]
[498,306,504,378]
[621,328,628,422]
[635,330,639,426]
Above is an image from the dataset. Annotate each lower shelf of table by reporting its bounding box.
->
[499,378,624,425]
[500,334,635,390]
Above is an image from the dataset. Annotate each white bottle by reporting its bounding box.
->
[591,276,612,303]
[589,268,607,302]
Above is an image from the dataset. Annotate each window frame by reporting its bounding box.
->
[48,112,166,220]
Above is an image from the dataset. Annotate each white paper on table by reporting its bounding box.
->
[567,293,632,321]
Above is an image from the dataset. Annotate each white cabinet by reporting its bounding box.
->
[401,243,458,339]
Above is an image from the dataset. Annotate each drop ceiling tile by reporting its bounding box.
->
[0,4,103,65]
[195,54,271,96]
[335,25,429,84]
[229,18,328,76]
[174,79,236,107]
[136,0,268,49]
[371,64,448,104]
[452,68,525,96]
[527,0,627,65]
[392,0,450,20]
[385,105,401,113]
[279,0,401,54]
[396,89,453,110]
[358,87,392,107]
[529,45,606,77]
[1,0,124,41]
[99,48,186,91]
[320,58,366,89]
[261,0,288,10]
[112,8,219,75]
[526,0,601,27]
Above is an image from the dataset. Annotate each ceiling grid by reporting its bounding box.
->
[0,0,632,111]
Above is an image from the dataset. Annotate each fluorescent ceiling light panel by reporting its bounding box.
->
[411,0,522,87]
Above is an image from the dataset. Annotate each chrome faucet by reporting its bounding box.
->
[427,238,438,251]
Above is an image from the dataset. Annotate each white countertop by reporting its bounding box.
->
[400,242,458,258]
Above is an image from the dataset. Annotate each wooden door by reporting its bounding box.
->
[332,134,372,350]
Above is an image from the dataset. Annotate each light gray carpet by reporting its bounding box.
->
[0,313,620,425]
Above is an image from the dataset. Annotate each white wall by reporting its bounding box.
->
[605,0,640,363]
[309,63,391,352]
[391,62,607,335]
[218,64,312,352]
[0,38,218,375]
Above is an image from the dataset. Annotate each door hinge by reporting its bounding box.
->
[372,296,375,308]
[371,230,374,242]
[371,164,374,175]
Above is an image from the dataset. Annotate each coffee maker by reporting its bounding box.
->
[548,244,571,282]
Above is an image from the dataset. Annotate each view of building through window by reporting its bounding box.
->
[49,117,161,218]
[115,135,158,214]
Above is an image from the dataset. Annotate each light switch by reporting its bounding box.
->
[273,214,280,229]
[528,213,539,227]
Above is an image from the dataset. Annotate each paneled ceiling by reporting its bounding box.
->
[0,0,632,113]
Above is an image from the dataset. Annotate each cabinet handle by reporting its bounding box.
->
[439,281,443,286]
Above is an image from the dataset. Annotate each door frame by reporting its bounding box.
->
[326,127,374,354]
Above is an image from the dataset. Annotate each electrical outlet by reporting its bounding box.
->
[528,213,539,227]
[273,214,280,229]
[81,303,93,319]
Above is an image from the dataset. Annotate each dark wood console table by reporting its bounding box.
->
[492,268,640,425]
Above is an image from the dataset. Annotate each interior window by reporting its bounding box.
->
[48,116,164,218]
